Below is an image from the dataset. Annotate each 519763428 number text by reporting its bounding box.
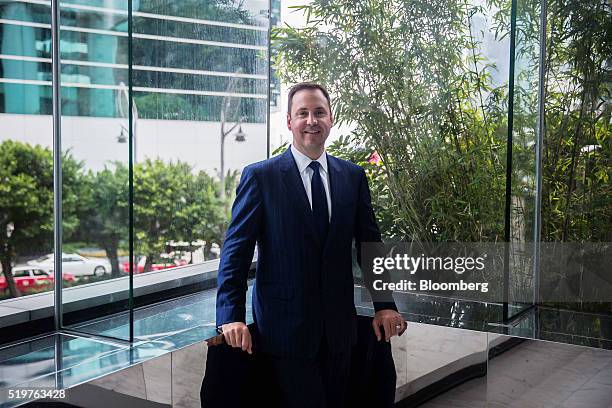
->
[6,388,66,400]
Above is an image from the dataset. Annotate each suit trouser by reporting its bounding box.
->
[258,336,352,408]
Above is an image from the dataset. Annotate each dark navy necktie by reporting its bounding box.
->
[308,161,329,242]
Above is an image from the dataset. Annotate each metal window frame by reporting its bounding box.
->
[51,0,62,331]
[266,0,271,158]
[533,0,547,308]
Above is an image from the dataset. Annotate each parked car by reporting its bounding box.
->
[27,253,111,277]
[121,256,188,274]
[0,266,76,293]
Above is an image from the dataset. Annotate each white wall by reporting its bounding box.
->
[0,113,268,174]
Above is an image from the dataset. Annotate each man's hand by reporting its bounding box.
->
[372,309,407,342]
[220,322,253,354]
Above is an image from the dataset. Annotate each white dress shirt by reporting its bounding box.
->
[290,144,332,221]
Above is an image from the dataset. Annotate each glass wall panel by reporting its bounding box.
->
[539,0,612,314]
[0,2,55,303]
[59,0,131,340]
[0,0,271,345]
[131,0,268,294]
[506,0,541,318]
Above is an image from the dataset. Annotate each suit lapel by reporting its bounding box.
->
[279,148,322,248]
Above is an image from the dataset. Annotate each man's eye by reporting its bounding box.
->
[297,112,307,117]
[316,111,327,117]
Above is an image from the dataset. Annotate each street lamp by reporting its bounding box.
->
[219,72,247,201]
[116,81,138,163]
[220,113,247,201]
[234,125,246,142]
[117,124,128,144]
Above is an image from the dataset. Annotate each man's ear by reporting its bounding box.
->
[286,112,292,130]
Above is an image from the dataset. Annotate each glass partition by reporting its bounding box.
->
[54,0,130,340]
[505,0,541,318]
[133,1,268,286]
[539,0,611,315]
[0,0,270,344]
[63,0,270,341]
[130,0,268,282]
[0,2,55,304]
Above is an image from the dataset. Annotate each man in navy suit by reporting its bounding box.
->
[216,82,406,407]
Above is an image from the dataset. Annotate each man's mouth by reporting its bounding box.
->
[304,129,321,134]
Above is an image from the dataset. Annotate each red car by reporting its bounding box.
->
[0,266,76,293]
[121,257,188,274]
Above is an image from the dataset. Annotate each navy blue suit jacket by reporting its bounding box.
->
[216,148,395,358]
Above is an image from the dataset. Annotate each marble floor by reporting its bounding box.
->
[420,339,612,408]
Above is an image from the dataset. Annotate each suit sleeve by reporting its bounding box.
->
[216,166,262,326]
[354,168,397,313]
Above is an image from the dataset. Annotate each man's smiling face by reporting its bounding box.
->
[287,88,333,159]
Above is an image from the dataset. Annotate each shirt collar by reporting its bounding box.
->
[290,144,328,174]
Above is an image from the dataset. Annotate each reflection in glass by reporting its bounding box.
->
[393,323,488,406]
[0,333,123,390]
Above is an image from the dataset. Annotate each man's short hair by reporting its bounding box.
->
[287,82,331,115]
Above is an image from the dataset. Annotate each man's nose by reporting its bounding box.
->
[307,113,318,125]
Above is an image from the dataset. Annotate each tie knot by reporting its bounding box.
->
[308,161,321,173]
